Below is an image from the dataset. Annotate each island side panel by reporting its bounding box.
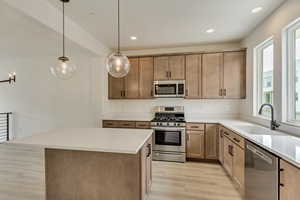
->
[45,149,141,200]
[0,144,46,200]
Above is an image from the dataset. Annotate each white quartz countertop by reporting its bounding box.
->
[8,128,153,154]
[217,120,300,168]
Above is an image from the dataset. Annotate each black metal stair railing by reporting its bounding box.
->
[0,112,12,143]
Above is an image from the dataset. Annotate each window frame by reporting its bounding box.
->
[284,20,300,124]
[253,38,274,118]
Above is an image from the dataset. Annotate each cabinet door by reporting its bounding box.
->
[169,55,185,80]
[233,144,245,190]
[205,124,219,160]
[280,159,300,200]
[124,58,139,99]
[187,130,205,159]
[202,53,223,99]
[139,57,154,98]
[223,137,233,176]
[185,55,201,98]
[223,51,246,99]
[108,75,124,99]
[146,138,152,194]
[219,127,224,164]
[154,56,169,80]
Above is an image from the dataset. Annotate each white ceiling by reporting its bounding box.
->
[0,0,96,61]
[48,0,285,50]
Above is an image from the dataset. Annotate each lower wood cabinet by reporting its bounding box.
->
[186,130,205,159]
[233,144,245,190]
[102,120,151,129]
[141,136,152,199]
[280,159,300,200]
[218,127,224,164]
[223,136,233,176]
[205,124,219,160]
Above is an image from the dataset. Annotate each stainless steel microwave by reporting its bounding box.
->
[153,80,185,98]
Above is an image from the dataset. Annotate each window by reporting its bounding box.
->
[285,21,300,123]
[254,39,274,117]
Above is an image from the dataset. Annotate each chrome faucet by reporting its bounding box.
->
[258,104,280,130]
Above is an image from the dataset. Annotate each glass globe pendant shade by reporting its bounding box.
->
[50,56,76,80]
[106,52,130,78]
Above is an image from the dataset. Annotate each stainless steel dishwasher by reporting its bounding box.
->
[245,141,279,200]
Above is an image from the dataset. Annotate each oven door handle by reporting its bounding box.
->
[152,127,186,131]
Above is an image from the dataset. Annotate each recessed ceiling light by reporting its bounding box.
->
[206,29,215,33]
[130,36,137,40]
[252,7,263,13]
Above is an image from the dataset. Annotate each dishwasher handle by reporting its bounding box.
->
[247,144,273,165]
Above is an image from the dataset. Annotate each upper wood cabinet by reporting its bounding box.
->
[185,54,202,98]
[125,58,139,99]
[139,57,154,98]
[205,124,219,160]
[154,56,169,80]
[223,51,246,99]
[202,53,224,99]
[108,75,124,99]
[108,57,154,99]
[169,56,185,80]
[154,56,185,81]
[280,159,300,200]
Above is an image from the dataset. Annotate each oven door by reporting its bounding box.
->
[152,127,185,152]
[153,81,177,98]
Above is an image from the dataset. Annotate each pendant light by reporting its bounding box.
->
[50,0,76,80]
[106,0,130,78]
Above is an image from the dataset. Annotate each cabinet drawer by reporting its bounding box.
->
[103,120,119,128]
[222,128,233,139]
[136,121,151,129]
[186,123,205,131]
[231,133,245,149]
[118,121,136,128]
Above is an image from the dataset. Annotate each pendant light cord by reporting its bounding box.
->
[63,1,65,57]
[117,0,120,54]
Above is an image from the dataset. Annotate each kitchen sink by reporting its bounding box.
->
[234,125,284,136]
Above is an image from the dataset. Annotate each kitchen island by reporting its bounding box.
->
[0,128,153,200]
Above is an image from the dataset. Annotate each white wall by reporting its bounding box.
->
[0,55,105,139]
[99,42,244,120]
[241,0,300,136]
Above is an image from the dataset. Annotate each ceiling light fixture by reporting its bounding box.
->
[252,7,263,13]
[206,29,215,33]
[0,72,16,84]
[106,0,130,78]
[130,36,137,40]
[50,0,76,80]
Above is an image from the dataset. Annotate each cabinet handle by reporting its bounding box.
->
[279,183,284,187]
[123,91,126,97]
[224,132,230,136]
[147,144,152,157]
[233,138,240,143]
[223,89,227,96]
[191,126,199,129]
[280,168,284,172]
[169,71,172,78]
[166,72,169,78]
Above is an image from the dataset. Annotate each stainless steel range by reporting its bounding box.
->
[151,106,186,163]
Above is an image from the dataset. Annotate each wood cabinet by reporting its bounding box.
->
[205,124,219,159]
[223,136,233,176]
[154,56,169,80]
[139,57,154,98]
[109,57,154,99]
[202,53,224,99]
[280,159,300,200]
[185,54,202,98]
[223,51,246,99]
[219,127,224,164]
[154,56,185,81]
[124,58,139,99]
[186,130,205,159]
[102,120,151,129]
[233,144,245,190]
[141,136,152,199]
[108,75,124,99]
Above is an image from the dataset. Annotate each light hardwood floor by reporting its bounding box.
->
[148,161,243,200]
